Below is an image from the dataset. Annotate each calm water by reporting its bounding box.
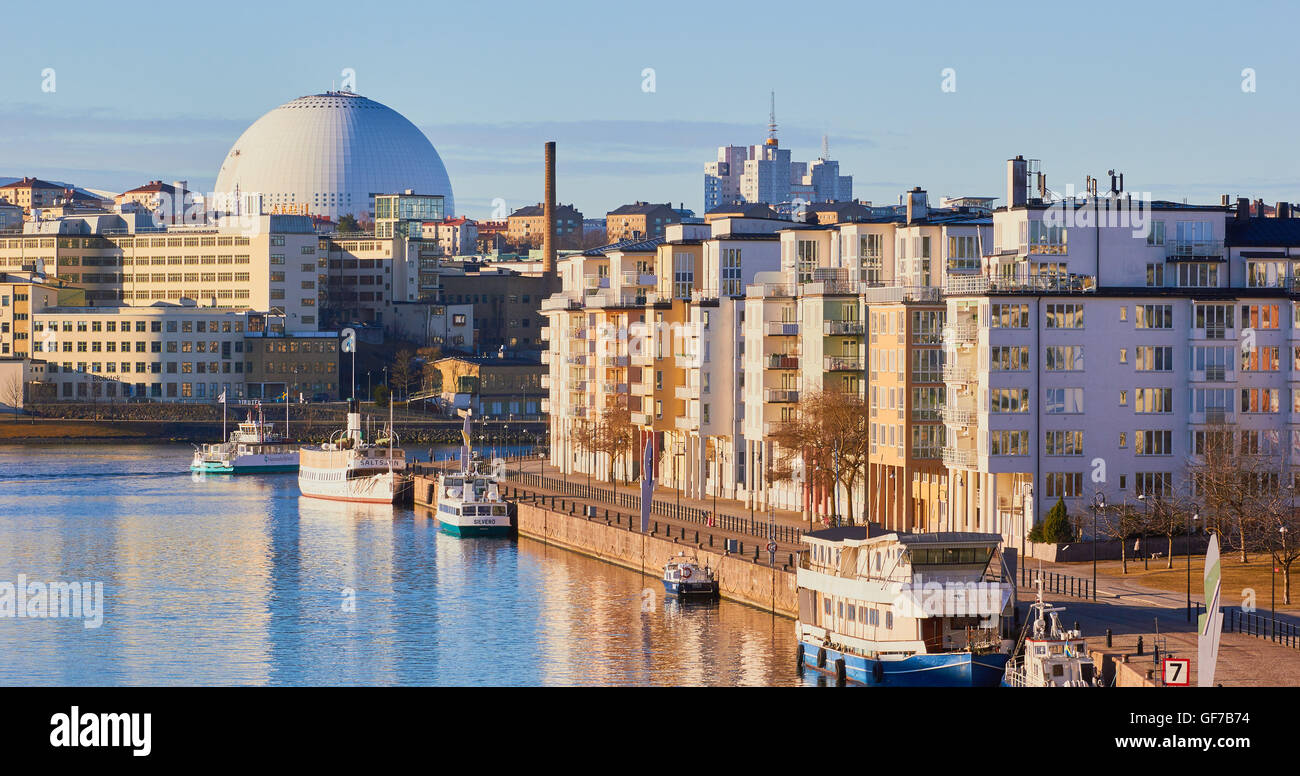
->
[0,443,808,686]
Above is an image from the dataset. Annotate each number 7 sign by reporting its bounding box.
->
[1162,658,1190,686]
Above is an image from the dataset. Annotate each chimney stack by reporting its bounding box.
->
[543,141,557,278]
[1006,156,1027,208]
[1277,202,1290,219]
[1236,197,1250,220]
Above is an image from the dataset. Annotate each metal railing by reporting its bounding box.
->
[823,320,865,336]
[1192,604,1300,650]
[766,321,799,336]
[1166,239,1225,260]
[502,470,804,546]
[765,389,799,403]
[1021,565,1094,600]
[942,446,978,469]
[824,356,863,372]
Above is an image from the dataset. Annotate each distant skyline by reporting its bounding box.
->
[2,0,1299,219]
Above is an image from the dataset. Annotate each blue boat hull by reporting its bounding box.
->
[191,463,299,474]
[663,579,719,598]
[799,641,1010,687]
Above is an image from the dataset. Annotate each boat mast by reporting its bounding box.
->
[388,392,393,474]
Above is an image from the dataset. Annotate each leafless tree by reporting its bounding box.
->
[0,373,22,419]
[769,389,870,524]
[1097,500,1153,574]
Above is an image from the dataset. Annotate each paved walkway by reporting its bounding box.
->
[411,458,813,560]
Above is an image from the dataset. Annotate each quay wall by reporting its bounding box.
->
[515,501,798,618]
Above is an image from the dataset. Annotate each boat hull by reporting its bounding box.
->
[663,580,720,598]
[798,640,1010,687]
[437,520,513,537]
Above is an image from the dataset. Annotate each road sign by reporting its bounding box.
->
[766,541,777,553]
[1162,658,1190,686]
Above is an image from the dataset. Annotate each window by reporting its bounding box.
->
[1045,303,1084,329]
[990,388,1030,413]
[1044,430,1084,456]
[1135,472,1171,497]
[1134,388,1173,414]
[1044,346,1084,371]
[1135,346,1173,371]
[989,346,1029,371]
[1242,304,1280,330]
[1044,388,1084,414]
[1135,304,1173,329]
[1044,472,1083,499]
[990,304,1029,328]
[1241,388,1280,414]
[1241,346,1280,372]
[1134,430,1173,456]
[990,430,1029,456]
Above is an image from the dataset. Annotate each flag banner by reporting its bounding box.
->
[460,411,472,473]
[640,436,654,533]
[218,390,226,404]
[1198,533,1223,686]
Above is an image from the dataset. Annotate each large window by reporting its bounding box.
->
[1045,303,1084,329]
[990,388,1030,413]
[990,304,1030,328]
[1044,430,1084,456]
[1044,387,1084,414]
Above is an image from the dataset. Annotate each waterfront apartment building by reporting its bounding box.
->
[547,156,1300,551]
[0,271,84,358]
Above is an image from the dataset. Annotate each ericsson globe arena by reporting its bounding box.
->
[213,91,454,221]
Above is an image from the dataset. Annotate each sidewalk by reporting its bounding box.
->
[497,457,823,534]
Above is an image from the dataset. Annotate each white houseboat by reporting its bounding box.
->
[297,399,409,504]
[795,526,1016,687]
[191,404,299,474]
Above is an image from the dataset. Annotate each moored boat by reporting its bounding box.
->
[431,458,513,537]
[662,553,720,599]
[190,403,299,474]
[297,399,408,504]
[795,526,1016,687]
[1002,580,1099,687]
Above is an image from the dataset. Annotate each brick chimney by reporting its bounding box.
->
[543,141,556,278]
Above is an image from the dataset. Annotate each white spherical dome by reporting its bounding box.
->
[214,91,454,220]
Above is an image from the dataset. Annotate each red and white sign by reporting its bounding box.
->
[1162,658,1190,686]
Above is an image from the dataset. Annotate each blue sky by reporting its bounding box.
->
[1,0,1297,219]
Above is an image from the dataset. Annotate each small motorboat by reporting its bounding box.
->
[662,553,719,599]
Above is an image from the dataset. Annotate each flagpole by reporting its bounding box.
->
[222,394,226,440]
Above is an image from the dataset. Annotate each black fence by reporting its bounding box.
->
[1192,603,1300,650]
[503,470,803,546]
[1020,565,1094,600]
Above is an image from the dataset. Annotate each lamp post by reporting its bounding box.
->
[1187,504,1199,622]
[1092,491,1105,602]
[673,438,685,518]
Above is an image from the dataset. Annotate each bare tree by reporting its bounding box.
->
[591,403,636,484]
[0,372,22,419]
[390,348,415,402]
[1187,423,1275,563]
[769,389,870,524]
[1097,501,1153,574]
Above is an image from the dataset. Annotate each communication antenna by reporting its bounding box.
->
[767,91,778,143]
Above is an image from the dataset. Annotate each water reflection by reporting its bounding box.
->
[0,443,806,686]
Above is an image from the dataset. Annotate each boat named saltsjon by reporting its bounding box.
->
[298,399,408,504]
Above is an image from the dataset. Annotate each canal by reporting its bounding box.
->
[0,443,814,686]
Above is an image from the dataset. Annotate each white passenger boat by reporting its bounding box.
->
[1002,580,1099,687]
[190,403,299,474]
[297,399,409,504]
[431,457,513,537]
[795,527,1016,687]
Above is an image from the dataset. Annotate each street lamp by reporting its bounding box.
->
[1092,491,1106,602]
[1187,504,1200,622]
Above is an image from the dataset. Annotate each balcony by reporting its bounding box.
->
[942,364,975,383]
[766,321,798,336]
[946,321,979,343]
[631,411,653,426]
[767,354,799,370]
[861,285,942,304]
[823,320,865,336]
[942,446,979,469]
[1166,239,1225,261]
[622,271,656,287]
[757,283,796,298]
[1190,408,1233,425]
[765,389,799,403]
[675,385,697,400]
[601,382,630,394]
[824,355,864,372]
[565,354,587,366]
[944,273,1097,296]
[602,354,629,367]
[539,326,551,341]
[540,351,551,365]
[676,415,699,430]
[942,406,977,426]
[540,399,550,414]
[540,375,551,389]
